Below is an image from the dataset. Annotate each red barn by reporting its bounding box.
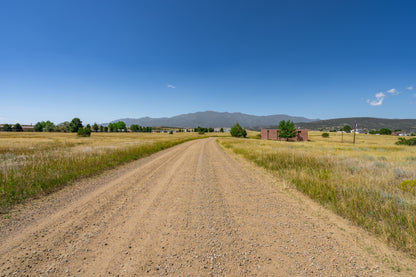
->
[261,129,308,141]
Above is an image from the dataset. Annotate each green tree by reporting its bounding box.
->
[379,128,392,135]
[108,123,117,132]
[2,124,12,132]
[230,123,247,138]
[130,124,140,132]
[92,123,99,132]
[69,118,83,132]
[99,125,104,132]
[56,121,70,132]
[85,124,91,131]
[43,121,55,132]
[220,128,224,133]
[278,120,297,141]
[13,123,23,132]
[116,121,127,132]
[322,132,329,138]
[34,122,43,132]
[343,125,352,133]
[77,127,91,137]
[104,126,108,132]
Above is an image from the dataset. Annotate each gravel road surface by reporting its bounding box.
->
[1,138,414,276]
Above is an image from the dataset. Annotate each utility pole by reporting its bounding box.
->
[353,120,357,144]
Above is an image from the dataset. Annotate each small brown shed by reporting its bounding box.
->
[261,129,308,141]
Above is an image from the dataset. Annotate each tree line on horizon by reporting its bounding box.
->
[0,123,24,132]
[326,125,415,136]
[0,118,153,134]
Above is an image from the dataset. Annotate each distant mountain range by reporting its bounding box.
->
[294,117,416,132]
[109,112,416,132]
[109,111,316,128]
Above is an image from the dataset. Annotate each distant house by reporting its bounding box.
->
[392,131,409,136]
[351,129,366,134]
[214,127,231,133]
[22,125,34,132]
[260,129,308,141]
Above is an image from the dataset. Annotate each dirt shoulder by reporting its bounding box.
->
[0,138,414,276]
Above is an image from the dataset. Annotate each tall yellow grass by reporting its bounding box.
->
[0,132,227,211]
[219,131,416,256]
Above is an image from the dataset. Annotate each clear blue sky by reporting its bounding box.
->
[1,0,415,125]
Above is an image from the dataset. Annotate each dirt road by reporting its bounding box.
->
[0,138,414,276]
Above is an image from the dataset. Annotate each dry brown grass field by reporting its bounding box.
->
[0,131,228,211]
[219,131,416,256]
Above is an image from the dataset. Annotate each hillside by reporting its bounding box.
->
[110,111,316,128]
[293,117,416,132]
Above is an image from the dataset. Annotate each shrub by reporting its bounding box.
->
[374,162,386,168]
[55,122,70,133]
[399,180,416,193]
[230,123,247,138]
[393,168,408,179]
[77,127,91,137]
[395,137,416,146]
[321,132,329,138]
